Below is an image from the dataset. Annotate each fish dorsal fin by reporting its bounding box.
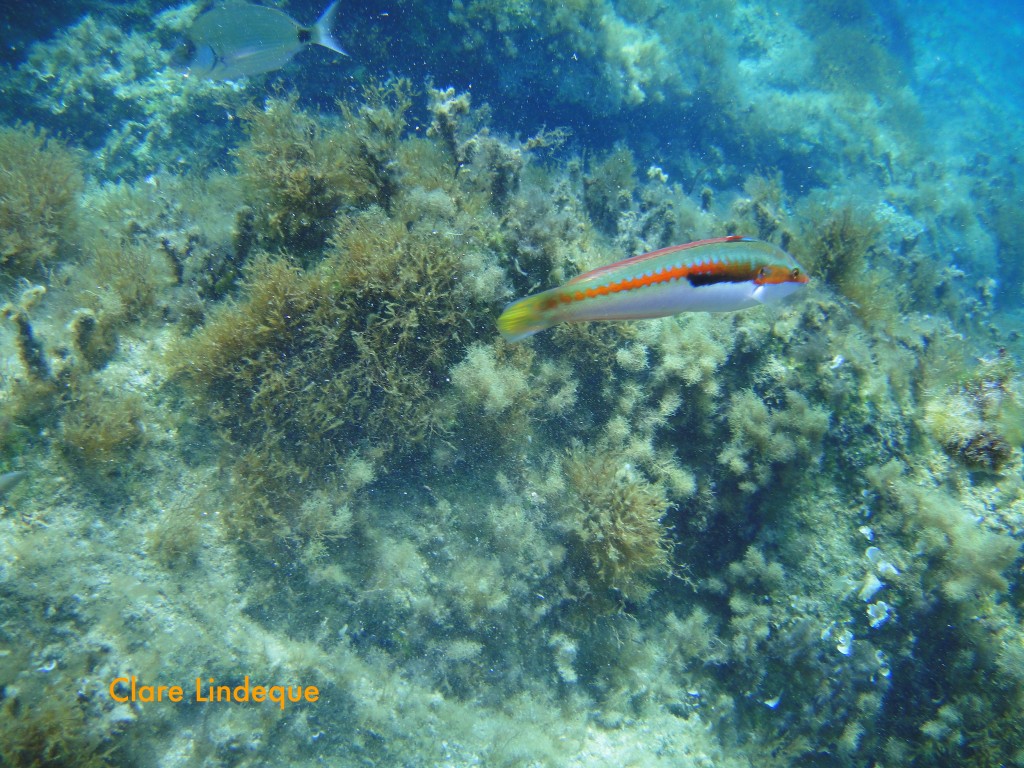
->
[203,0,252,15]
[211,0,255,14]
[566,235,747,286]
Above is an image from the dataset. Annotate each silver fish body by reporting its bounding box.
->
[185,0,346,80]
[0,470,27,499]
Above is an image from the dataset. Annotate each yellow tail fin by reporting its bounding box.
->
[496,291,558,342]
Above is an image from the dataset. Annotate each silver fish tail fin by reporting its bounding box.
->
[313,0,348,56]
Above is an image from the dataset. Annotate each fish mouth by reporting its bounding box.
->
[753,281,808,305]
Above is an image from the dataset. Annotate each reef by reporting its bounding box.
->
[0,3,1023,767]
[11,8,247,178]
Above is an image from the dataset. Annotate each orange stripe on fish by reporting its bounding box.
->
[497,236,808,342]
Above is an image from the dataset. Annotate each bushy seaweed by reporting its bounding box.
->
[0,124,82,276]
[234,81,412,257]
[59,382,144,475]
[0,685,114,768]
[172,206,491,539]
[561,443,673,604]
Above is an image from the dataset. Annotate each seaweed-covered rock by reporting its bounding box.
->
[0,124,82,275]
[561,443,673,603]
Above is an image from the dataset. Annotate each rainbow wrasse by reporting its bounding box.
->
[497,236,809,342]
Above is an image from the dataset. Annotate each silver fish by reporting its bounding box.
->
[183,0,347,80]
[0,470,27,499]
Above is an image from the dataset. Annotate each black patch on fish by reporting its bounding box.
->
[687,272,724,287]
[686,271,742,287]
[298,28,312,44]
[686,262,759,287]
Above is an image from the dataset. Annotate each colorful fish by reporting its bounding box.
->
[181,0,347,80]
[497,236,809,341]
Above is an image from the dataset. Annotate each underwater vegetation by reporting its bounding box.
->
[10,8,248,178]
[561,443,673,604]
[0,124,82,276]
[59,382,144,474]
[233,82,412,256]
[170,82,533,545]
[171,212,488,540]
[923,350,1022,472]
[0,683,116,768]
[718,388,831,494]
[0,2,1022,767]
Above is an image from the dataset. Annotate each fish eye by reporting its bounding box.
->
[791,268,800,278]
[758,267,768,278]
[169,39,197,69]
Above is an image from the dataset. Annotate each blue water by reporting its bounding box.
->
[1,2,1022,766]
